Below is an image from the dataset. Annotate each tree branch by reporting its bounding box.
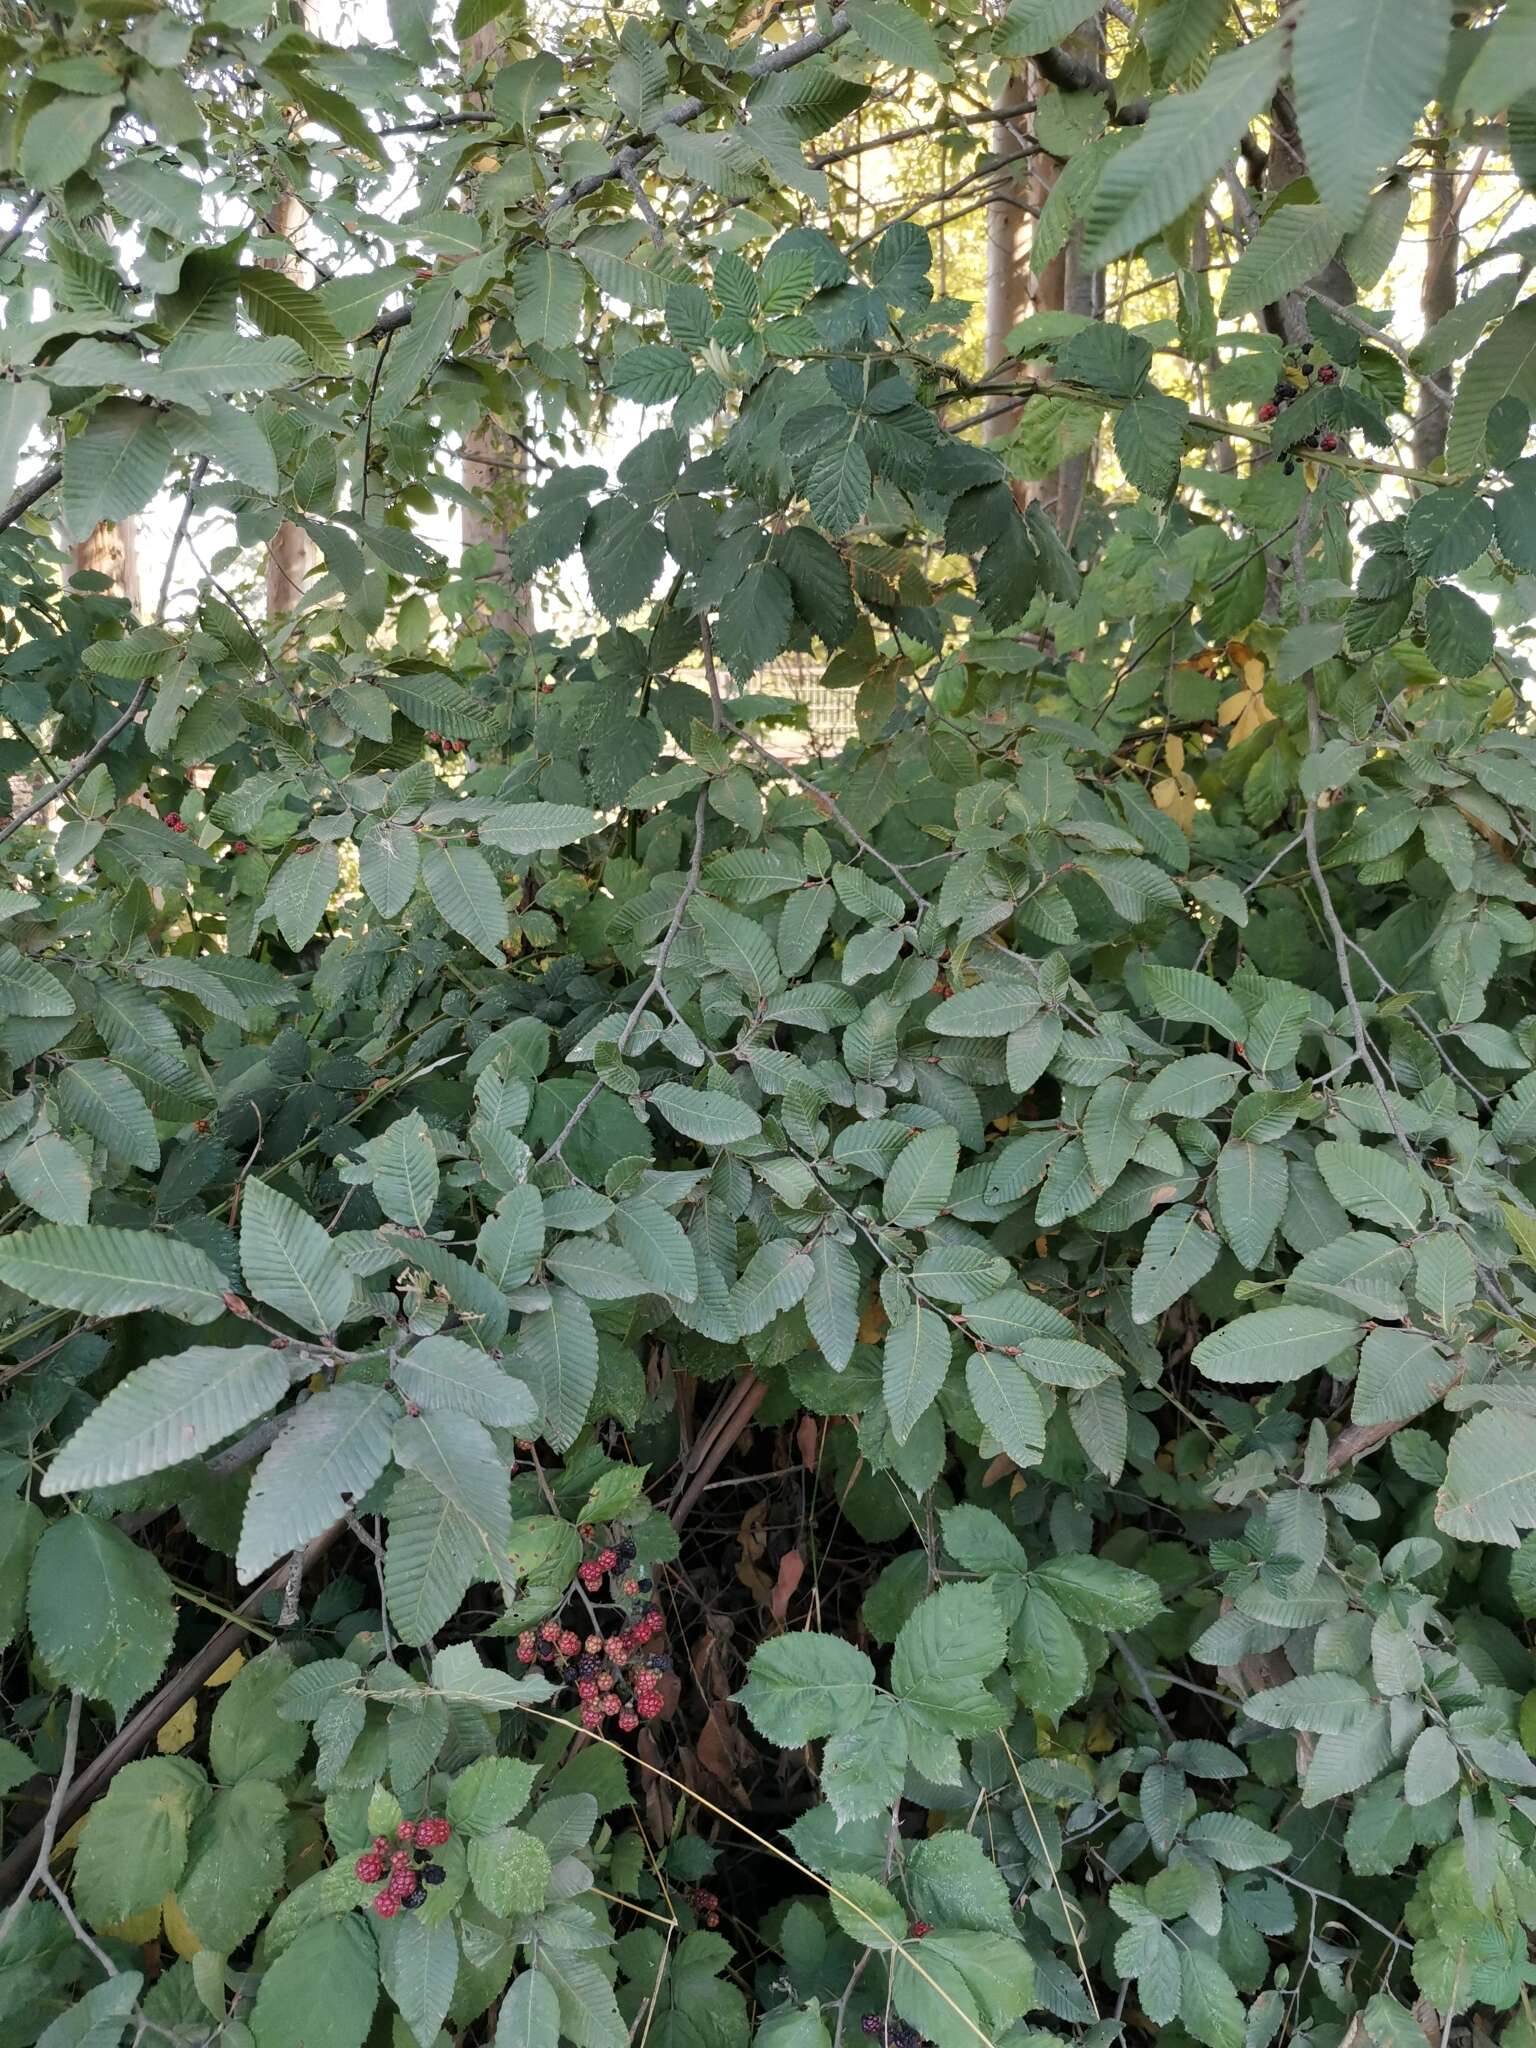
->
[1034,43,1148,124]
[0,460,62,537]
[536,784,710,1169]
[0,1525,343,1907]
[0,460,206,847]
[0,1693,82,1951]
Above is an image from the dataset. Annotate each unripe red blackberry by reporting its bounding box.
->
[909,1921,931,1938]
[1257,402,1277,422]
[397,1821,417,1843]
[1318,363,1337,384]
[1319,432,1339,452]
[355,1853,385,1883]
[375,1894,399,1918]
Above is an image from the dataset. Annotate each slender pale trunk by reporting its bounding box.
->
[265,0,318,620]
[983,69,1044,444]
[983,77,1033,412]
[460,21,534,636]
[1414,161,1457,470]
[71,519,141,609]
[983,34,1101,532]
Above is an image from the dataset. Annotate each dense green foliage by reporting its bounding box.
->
[8,1,1536,2046]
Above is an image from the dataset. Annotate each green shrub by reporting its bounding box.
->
[4,4,1536,2047]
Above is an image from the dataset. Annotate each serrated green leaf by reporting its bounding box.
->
[240,1176,353,1335]
[883,1125,959,1228]
[369,1111,440,1230]
[394,1334,537,1428]
[421,839,508,964]
[883,1299,954,1443]
[649,1082,762,1146]
[45,1345,292,1492]
[56,1059,159,1171]
[1085,33,1285,267]
[512,1286,598,1451]
[29,1513,175,1720]
[0,1223,227,1323]
[1193,1306,1360,1384]
[1132,1204,1221,1322]
[736,1631,877,1744]
[1437,1408,1536,1545]
[1222,205,1340,319]
[237,1383,399,1581]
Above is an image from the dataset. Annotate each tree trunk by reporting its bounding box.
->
[265,0,317,621]
[1260,89,1356,340]
[1414,161,1458,469]
[460,22,534,637]
[983,69,1047,444]
[71,520,141,609]
[983,34,1102,535]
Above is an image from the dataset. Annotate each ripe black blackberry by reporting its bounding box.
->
[404,1886,428,1910]
[422,1865,446,1885]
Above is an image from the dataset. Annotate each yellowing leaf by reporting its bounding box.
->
[162,1891,202,1959]
[205,1649,246,1688]
[1153,773,1197,832]
[104,1904,162,1944]
[156,1700,197,1754]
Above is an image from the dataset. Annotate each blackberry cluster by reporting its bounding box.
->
[860,2020,921,2048]
[354,1816,452,1918]
[686,1884,721,1929]
[1253,344,1342,476]
[514,1531,673,1732]
[424,730,469,754]
[163,812,187,833]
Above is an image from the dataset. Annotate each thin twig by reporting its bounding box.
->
[0,1527,343,1905]
[0,1692,82,1950]
[1301,679,1416,1161]
[0,461,63,537]
[0,459,208,847]
[537,785,710,1168]
[41,1869,117,1976]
